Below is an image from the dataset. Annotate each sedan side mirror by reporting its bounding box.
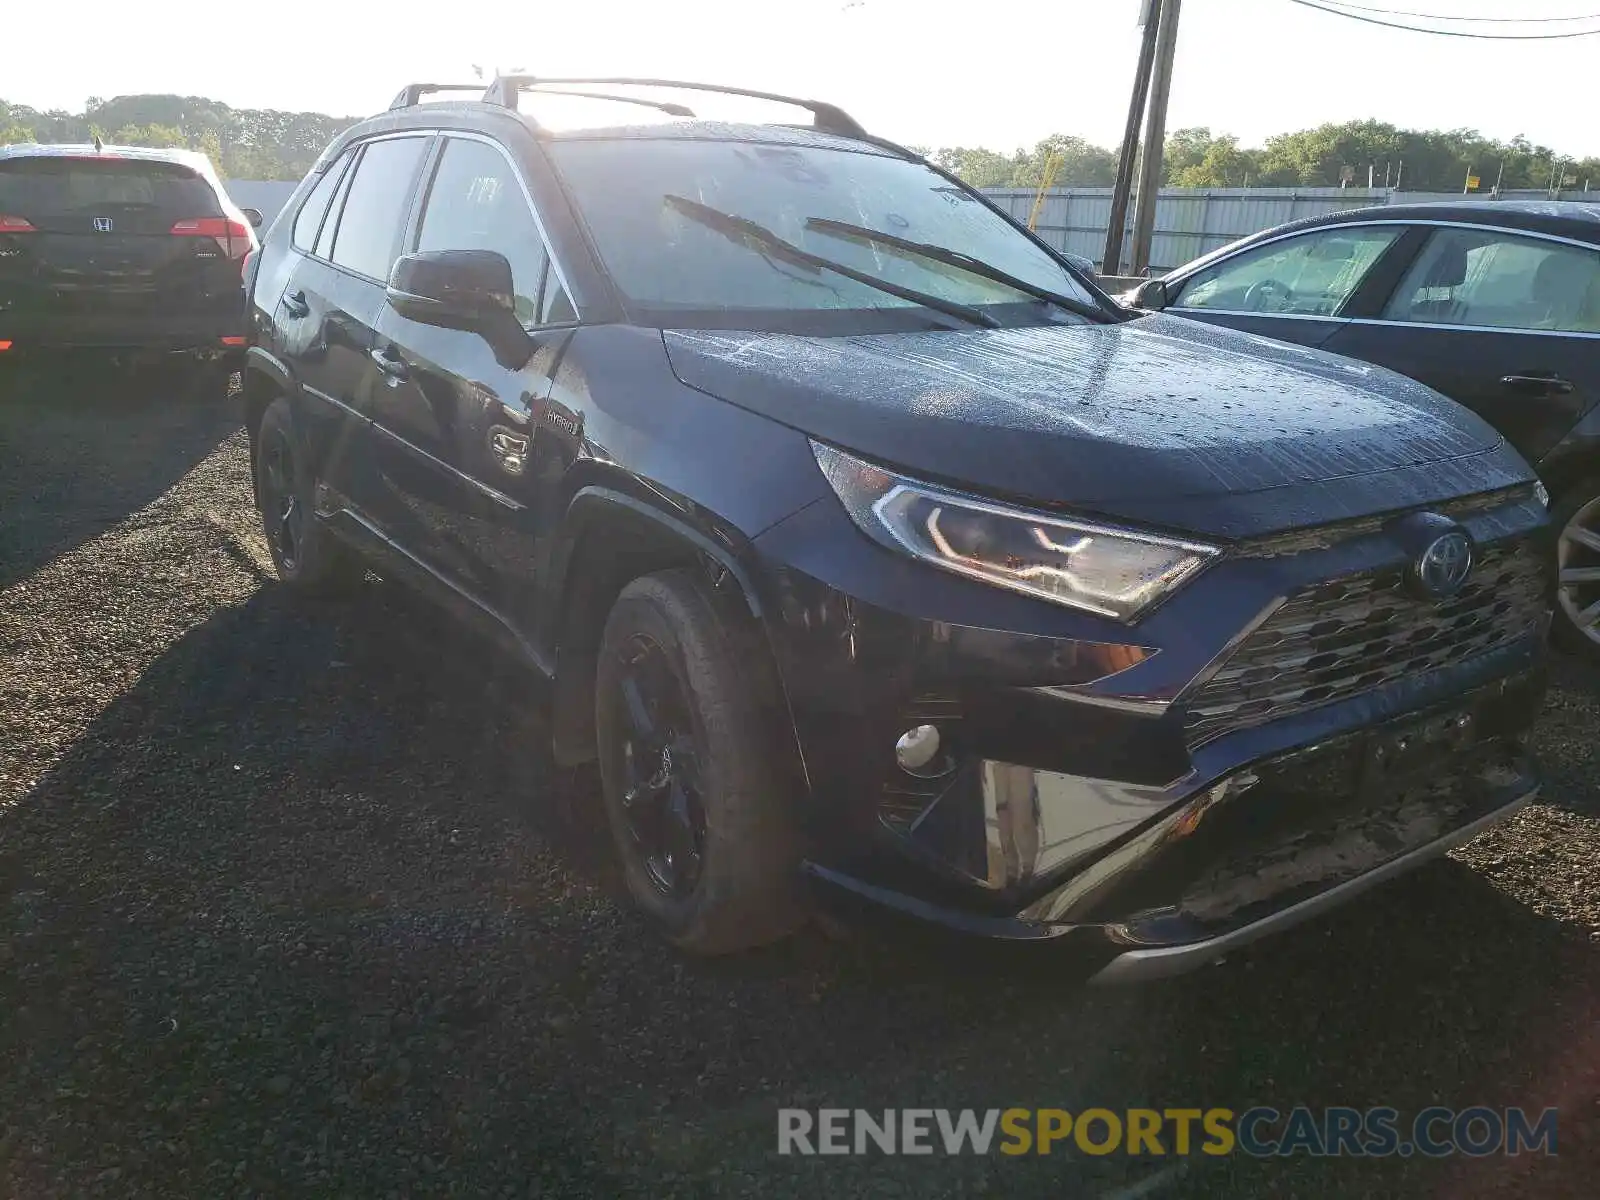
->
[1132,278,1169,311]
[1063,252,1098,279]
[386,249,531,368]
[240,207,264,229]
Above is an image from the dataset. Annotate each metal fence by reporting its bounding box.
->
[982,187,1600,275]
[226,180,298,226]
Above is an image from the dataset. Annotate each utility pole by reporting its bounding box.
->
[1128,0,1182,277]
[1101,0,1163,276]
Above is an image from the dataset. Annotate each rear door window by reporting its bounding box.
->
[0,157,221,233]
[1381,227,1600,333]
[328,137,428,281]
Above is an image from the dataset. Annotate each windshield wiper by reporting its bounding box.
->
[804,217,1109,322]
[662,195,999,329]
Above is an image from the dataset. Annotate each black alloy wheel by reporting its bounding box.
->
[613,631,709,899]
[259,427,304,574]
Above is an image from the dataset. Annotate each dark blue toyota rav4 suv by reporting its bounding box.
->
[242,77,1551,982]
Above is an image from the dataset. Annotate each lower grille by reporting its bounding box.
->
[1184,539,1547,747]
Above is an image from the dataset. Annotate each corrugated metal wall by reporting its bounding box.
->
[983,187,1600,274]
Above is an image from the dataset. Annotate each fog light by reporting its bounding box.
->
[895,724,941,773]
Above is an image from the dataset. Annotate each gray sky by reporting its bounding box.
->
[5,0,1596,155]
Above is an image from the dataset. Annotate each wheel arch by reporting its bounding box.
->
[546,485,769,768]
[242,346,294,443]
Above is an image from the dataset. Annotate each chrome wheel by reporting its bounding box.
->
[1557,494,1600,647]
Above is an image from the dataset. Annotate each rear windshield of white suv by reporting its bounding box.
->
[0,158,220,219]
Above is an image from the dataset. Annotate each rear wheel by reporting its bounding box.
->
[253,396,364,593]
[595,569,803,954]
[1553,478,1600,661]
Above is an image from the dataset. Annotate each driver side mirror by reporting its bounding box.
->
[240,207,264,229]
[1132,278,1169,311]
[386,249,532,368]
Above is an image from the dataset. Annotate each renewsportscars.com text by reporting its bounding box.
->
[776,1106,1557,1158]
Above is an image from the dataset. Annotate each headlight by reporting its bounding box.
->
[813,442,1219,622]
[1535,480,1550,509]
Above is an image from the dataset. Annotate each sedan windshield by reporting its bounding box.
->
[548,136,1103,330]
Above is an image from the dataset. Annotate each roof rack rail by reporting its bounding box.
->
[388,83,484,110]
[481,75,870,139]
[522,88,697,118]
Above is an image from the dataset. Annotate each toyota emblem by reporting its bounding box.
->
[1413,531,1474,599]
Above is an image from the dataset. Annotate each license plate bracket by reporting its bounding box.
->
[1359,705,1479,793]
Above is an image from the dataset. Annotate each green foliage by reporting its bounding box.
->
[0,93,357,180]
[1011,135,1116,188]
[6,96,1597,192]
[924,118,1598,193]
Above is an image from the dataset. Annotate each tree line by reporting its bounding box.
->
[0,95,356,182]
[3,95,1595,194]
[921,121,1599,193]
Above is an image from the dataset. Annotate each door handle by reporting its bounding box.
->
[282,290,310,319]
[369,346,409,384]
[1501,373,1575,396]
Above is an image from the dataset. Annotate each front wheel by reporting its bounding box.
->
[1552,477,1600,661]
[594,569,803,955]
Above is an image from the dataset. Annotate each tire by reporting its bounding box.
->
[253,395,365,594]
[1551,476,1600,662]
[594,568,803,954]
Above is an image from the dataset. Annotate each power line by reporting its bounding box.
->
[1287,0,1600,35]
[1310,0,1600,20]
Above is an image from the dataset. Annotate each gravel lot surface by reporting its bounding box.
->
[3,364,1600,1198]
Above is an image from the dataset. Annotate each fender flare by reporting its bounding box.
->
[243,345,294,394]
[556,485,764,620]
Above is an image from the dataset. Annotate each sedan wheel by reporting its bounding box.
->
[1555,488,1600,657]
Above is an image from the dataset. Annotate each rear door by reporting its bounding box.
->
[1322,224,1600,465]
[0,154,249,334]
[1163,223,1408,350]
[275,135,430,519]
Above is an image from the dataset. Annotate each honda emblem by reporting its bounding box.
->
[93,217,114,232]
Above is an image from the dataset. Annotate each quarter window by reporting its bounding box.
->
[313,160,353,261]
[1174,227,1402,317]
[1382,227,1600,333]
[416,137,557,324]
[291,151,350,253]
[329,136,428,281]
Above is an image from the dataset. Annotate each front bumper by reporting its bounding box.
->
[750,484,1550,977]
[1088,783,1533,984]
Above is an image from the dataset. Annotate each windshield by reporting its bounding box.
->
[548,137,1101,330]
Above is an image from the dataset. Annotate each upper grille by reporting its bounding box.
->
[1234,485,1536,558]
[1184,539,1547,747]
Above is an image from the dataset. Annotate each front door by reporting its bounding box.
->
[1164,223,1409,351]
[364,134,579,620]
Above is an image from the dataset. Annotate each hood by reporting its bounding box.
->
[662,314,1530,538]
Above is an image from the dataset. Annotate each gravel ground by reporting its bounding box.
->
[3,365,1600,1198]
